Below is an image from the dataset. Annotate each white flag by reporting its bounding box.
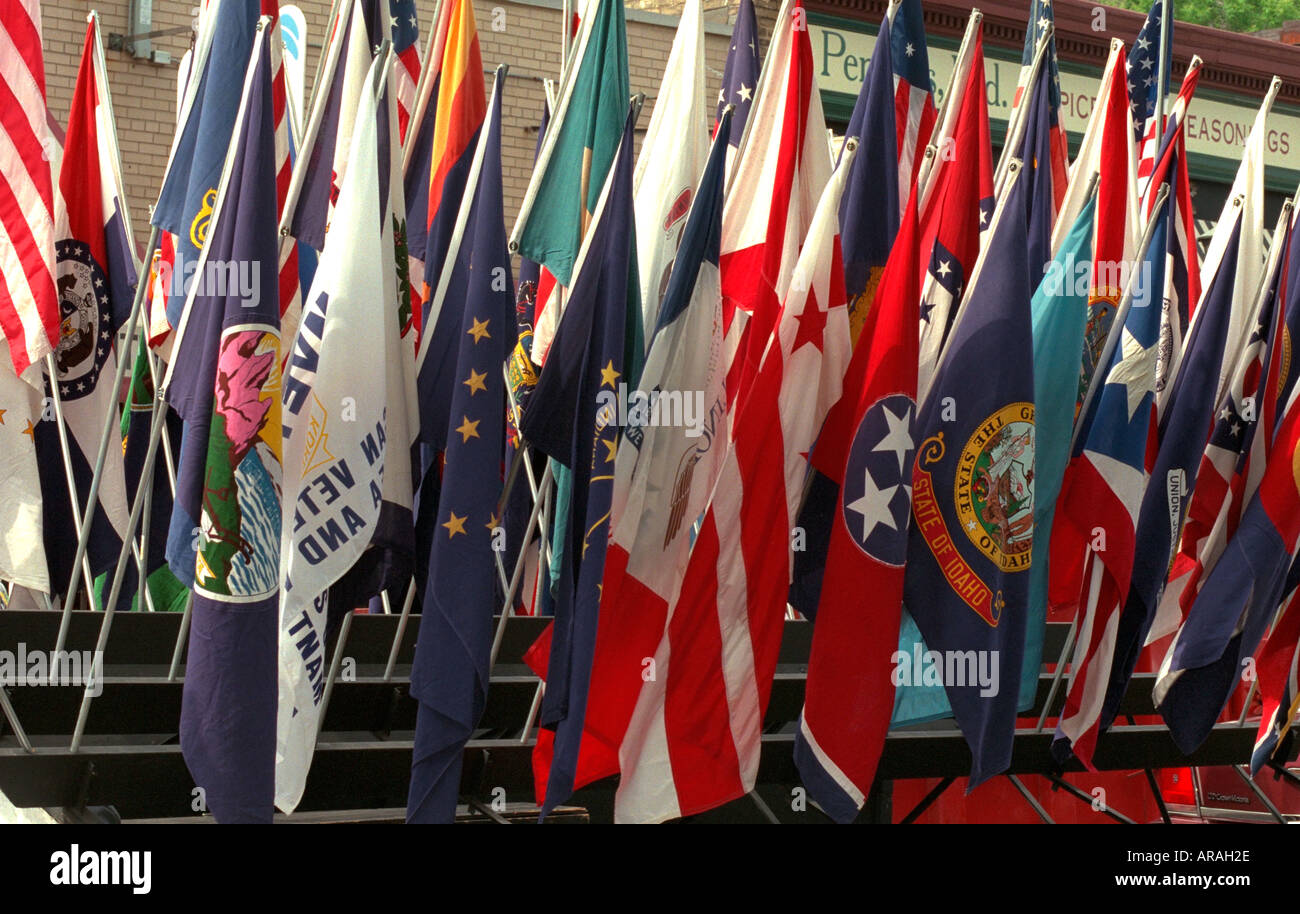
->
[0,344,48,592]
[632,0,707,336]
[275,50,416,813]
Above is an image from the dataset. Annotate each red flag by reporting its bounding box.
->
[0,0,59,379]
[795,179,920,823]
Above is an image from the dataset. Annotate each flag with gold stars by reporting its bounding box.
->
[518,105,642,818]
[407,69,516,824]
[276,48,417,814]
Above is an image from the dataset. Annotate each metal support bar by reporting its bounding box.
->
[899,776,955,824]
[1043,772,1136,824]
[748,790,780,824]
[465,797,512,824]
[1143,767,1173,824]
[0,687,33,753]
[1234,764,1286,823]
[1007,775,1055,824]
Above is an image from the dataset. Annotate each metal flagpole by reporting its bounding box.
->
[69,370,172,751]
[489,461,554,672]
[316,609,355,732]
[994,28,1052,197]
[167,592,193,681]
[916,10,982,210]
[44,355,99,605]
[54,224,159,653]
[1155,0,1172,145]
[382,579,417,683]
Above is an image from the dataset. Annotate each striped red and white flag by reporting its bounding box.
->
[720,0,831,412]
[614,141,856,824]
[0,0,60,381]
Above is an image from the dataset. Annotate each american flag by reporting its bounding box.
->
[888,0,936,214]
[263,1,302,332]
[0,0,60,379]
[389,0,422,143]
[1012,0,1069,214]
[1128,1,1168,202]
[714,0,759,152]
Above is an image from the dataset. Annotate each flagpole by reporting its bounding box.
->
[1155,0,1172,146]
[53,225,158,654]
[43,355,100,606]
[916,9,981,211]
[69,364,172,751]
[994,27,1052,196]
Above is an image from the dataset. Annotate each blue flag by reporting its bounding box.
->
[1022,194,1096,709]
[167,28,283,824]
[902,161,1036,790]
[518,107,641,816]
[714,0,759,150]
[153,0,261,329]
[406,72,514,824]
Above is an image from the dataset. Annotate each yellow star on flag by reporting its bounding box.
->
[0,408,6,425]
[485,512,499,531]
[443,512,468,538]
[602,437,617,463]
[455,415,481,442]
[463,368,488,395]
[599,360,620,388]
[467,317,491,343]
[22,420,36,439]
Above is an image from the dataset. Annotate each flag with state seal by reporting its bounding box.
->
[903,161,1036,790]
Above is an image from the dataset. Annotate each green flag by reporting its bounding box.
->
[510,0,629,288]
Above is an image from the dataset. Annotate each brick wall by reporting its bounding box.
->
[39,0,752,249]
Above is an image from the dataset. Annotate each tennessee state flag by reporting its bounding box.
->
[796,180,920,824]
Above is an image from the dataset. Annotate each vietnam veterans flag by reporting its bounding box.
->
[166,23,283,824]
[903,161,1036,790]
[520,106,640,817]
[276,50,417,814]
[796,174,920,824]
[407,69,514,824]
[40,14,137,602]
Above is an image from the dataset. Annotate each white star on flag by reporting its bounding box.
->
[846,467,898,543]
[1105,327,1158,421]
[737,84,752,102]
[873,404,913,473]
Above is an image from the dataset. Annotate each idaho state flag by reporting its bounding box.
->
[166,25,282,824]
[902,161,1036,789]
